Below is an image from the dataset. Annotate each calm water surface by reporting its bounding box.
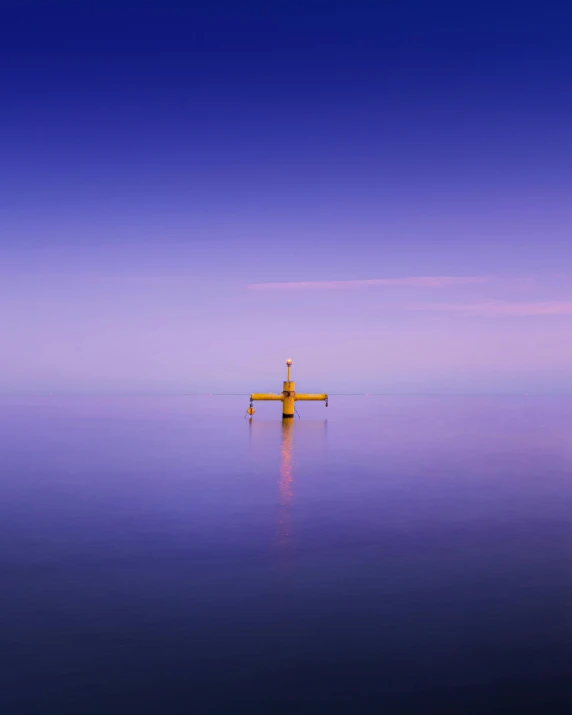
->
[2,395,572,714]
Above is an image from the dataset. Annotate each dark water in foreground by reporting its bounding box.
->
[2,395,572,714]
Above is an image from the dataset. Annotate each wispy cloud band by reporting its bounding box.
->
[248,276,490,290]
[414,301,572,316]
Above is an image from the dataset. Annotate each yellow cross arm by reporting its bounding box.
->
[295,393,328,401]
[250,393,284,401]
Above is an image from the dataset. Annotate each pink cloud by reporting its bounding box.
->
[248,276,490,290]
[414,301,572,316]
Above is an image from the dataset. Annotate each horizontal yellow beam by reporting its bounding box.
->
[295,394,328,401]
[250,393,284,401]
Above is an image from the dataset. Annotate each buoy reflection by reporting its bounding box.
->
[279,419,294,505]
[247,417,326,565]
[277,419,294,545]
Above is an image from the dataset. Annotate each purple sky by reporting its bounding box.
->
[2,2,572,394]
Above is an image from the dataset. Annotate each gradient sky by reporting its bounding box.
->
[2,1,572,394]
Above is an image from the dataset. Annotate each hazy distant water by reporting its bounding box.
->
[2,395,572,714]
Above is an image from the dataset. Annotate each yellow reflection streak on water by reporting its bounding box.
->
[248,418,326,561]
[279,419,294,506]
[277,419,294,546]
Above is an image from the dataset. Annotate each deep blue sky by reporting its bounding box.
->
[2,2,572,393]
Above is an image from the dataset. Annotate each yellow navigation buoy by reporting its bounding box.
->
[249,359,328,419]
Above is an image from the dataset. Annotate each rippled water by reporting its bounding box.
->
[3,395,572,713]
